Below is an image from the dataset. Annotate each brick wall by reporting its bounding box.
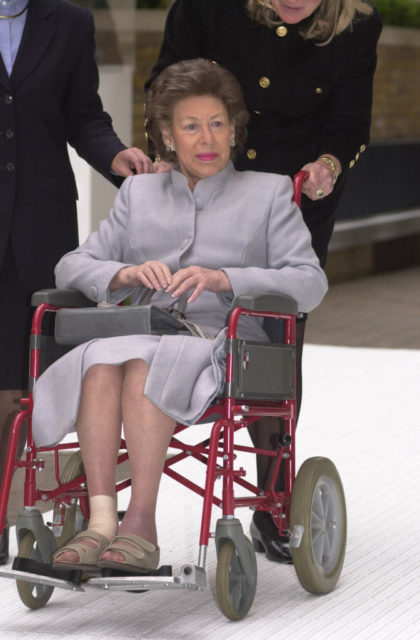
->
[371,27,420,141]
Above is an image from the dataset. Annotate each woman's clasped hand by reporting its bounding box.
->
[111,263,232,303]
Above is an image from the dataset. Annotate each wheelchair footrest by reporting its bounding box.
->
[89,563,206,592]
[13,556,83,586]
[0,557,85,591]
[101,564,172,579]
[99,565,173,593]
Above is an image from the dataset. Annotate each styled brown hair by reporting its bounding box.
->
[247,0,373,45]
[145,58,249,162]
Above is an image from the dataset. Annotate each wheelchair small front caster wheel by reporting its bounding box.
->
[290,456,347,595]
[215,537,257,620]
[16,530,55,609]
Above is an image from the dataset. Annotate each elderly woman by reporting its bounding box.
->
[32,58,327,574]
[147,0,382,561]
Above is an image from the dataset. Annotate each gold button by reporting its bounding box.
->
[355,152,360,161]
[259,77,270,89]
[276,25,288,37]
[254,110,262,115]
[349,159,355,168]
[360,144,366,152]
[315,87,323,94]
[247,149,257,160]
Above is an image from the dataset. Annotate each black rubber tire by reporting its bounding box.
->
[16,530,54,609]
[215,537,257,620]
[290,456,347,594]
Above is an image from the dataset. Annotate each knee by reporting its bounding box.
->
[122,360,148,398]
[83,364,123,394]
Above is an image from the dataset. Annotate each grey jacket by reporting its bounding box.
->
[55,161,327,340]
[33,162,327,446]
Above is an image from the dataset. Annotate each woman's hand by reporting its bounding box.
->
[301,155,341,201]
[166,267,232,303]
[110,261,172,291]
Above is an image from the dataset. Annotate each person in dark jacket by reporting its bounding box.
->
[0,0,152,564]
[146,0,382,562]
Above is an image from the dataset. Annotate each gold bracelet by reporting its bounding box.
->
[318,156,339,184]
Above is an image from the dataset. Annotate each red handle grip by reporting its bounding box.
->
[292,170,309,208]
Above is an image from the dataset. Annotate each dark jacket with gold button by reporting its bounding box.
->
[0,0,126,292]
[147,0,382,263]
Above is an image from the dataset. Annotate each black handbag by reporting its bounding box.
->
[54,290,210,347]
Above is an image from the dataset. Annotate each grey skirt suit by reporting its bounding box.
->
[32,162,327,446]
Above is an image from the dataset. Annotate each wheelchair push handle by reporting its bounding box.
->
[292,170,309,208]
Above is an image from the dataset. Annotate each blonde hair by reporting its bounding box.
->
[247,0,373,45]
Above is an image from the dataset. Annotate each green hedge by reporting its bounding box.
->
[373,0,420,28]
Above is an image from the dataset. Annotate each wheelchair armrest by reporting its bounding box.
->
[31,289,95,308]
[232,294,298,315]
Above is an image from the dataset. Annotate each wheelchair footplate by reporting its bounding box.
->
[89,564,206,592]
[0,557,85,592]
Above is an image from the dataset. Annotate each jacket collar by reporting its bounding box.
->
[170,159,236,207]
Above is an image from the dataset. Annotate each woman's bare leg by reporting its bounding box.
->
[55,364,123,564]
[101,359,175,563]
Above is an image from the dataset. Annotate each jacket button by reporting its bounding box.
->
[360,144,366,152]
[247,149,257,160]
[276,26,288,37]
[349,160,355,168]
[259,77,270,89]
[315,87,323,94]
[5,129,14,140]
[4,94,13,104]
[6,162,15,172]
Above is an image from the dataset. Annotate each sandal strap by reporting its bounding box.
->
[102,534,157,563]
[53,530,110,564]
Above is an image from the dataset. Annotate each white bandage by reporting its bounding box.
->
[88,494,118,541]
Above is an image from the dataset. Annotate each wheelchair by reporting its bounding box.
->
[0,173,347,621]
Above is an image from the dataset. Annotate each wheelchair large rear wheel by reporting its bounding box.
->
[290,457,346,595]
[16,530,55,609]
[215,537,257,620]
[53,451,87,548]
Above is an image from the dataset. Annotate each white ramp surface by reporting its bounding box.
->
[0,344,419,639]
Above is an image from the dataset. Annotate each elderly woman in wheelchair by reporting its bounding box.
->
[31,58,328,575]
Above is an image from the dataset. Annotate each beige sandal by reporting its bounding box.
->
[97,534,160,573]
[52,530,111,572]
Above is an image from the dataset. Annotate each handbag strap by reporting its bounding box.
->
[139,288,187,316]
[139,289,213,339]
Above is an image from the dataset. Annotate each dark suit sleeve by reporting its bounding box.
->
[319,9,383,171]
[64,11,126,184]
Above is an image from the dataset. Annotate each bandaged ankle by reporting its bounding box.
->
[88,494,118,541]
